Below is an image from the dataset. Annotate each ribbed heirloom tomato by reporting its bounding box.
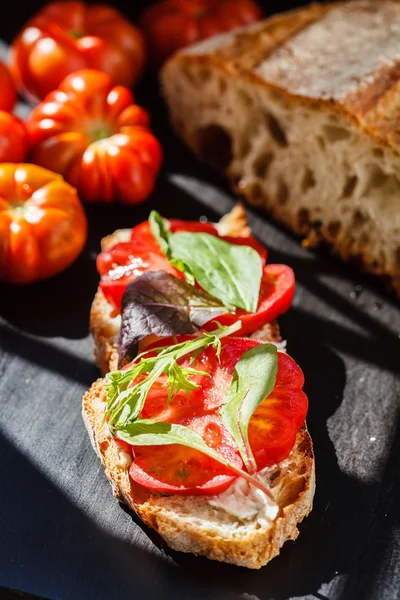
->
[124,336,308,494]
[0,164,87,283]
[0,112,29,163]
[0,61,16,112]
[10,1,146,100]
[27,69,163,205]
[140,0,262,64]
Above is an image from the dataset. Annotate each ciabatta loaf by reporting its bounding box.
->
[161,0,400,296]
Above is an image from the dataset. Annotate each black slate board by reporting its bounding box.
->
[1,2,400,599]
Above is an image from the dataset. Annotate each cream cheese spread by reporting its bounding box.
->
[209,476,279,527]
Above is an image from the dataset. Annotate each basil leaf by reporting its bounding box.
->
[149,210,172,258]
[116,419,274,498]
[220,344,278,474]
[118,270,227,366]
[169,232,262,312]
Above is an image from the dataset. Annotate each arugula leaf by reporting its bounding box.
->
[107,322,241,431]
[148,211,263,313]
[118,270,228,366]
[220,344,278,474]
[117,419,274,498]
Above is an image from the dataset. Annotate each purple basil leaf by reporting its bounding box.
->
[118,270,227,366]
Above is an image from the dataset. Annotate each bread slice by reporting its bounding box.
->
[90,204,276,375]
[85,205,315,568]
[161,0,400,297]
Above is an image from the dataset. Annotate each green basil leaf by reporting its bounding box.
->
[149,210,171,258]
[169,232,262,312]
[116,418,274,498]
[119,270,228,366]
[220,344,278,474]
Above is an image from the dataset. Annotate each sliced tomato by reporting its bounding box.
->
[121,335,307,494]
[204,264,295,336]
[129,415,242,495]
[99,245,184,311]
[248,352,308,469]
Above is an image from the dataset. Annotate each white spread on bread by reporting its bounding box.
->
[209,475,279,526]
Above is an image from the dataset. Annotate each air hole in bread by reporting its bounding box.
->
[301,168,316,192]
[197,69,211,85]
[366,165,399,192]
[277,178,289,205]
[252,152,273,178]
[322,125,351,142]
[372,147,384,158]
[266,113,287,147]
[327,221,341,238]
[342,175,358,198]
[196,124,233,171]
[352,210,369,228]
[280,478,305,508]
[238,89,254,108]
[217,78,227,94]
[396,247,400,265]
[317,136,326,151]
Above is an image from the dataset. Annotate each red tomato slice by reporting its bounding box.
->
[204,264,295,336]
[98,243,184,311]
[129,415,242,495]
[121,336,307,495]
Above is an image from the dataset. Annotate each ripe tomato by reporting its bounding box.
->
[27,69,163,205]
[205,264,295,335]
[0,61,16,112]
[123,336,307,494]
[98,242,184,311]
[0,112,29,163]
[10,1,146,100]
[0,163,87,283]
[140,0,262,65]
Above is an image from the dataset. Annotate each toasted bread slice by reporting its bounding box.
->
[86,204,315,568]
[82,378,314,569]
[90,204,277,374]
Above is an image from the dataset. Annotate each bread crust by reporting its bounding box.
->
[161,1,400,297]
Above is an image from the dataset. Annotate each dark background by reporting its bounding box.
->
[1,1,400,600]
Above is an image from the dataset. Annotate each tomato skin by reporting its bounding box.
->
[0,61,16,112]
[27,69,163,205]
[123,335,308,495]
[140,0,262,65]
[10,1,146,100]
[205,264,295,335]
[0,112,29,163]
[0,163,87,283]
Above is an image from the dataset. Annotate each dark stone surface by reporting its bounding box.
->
[1,2,400,599]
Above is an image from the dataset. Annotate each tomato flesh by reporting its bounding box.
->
[119,336,308,495]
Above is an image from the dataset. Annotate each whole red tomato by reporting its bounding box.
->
[10,1,146,100]
[27,69,163,205]
[0,164,87,283]
[140,0,262,64]
[0,112,29,163]
[0,61,16,112]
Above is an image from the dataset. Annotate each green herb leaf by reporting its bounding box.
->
[149,211,263,312]
[106,322,241,431]
[149,210,171,258]
[169,233,262,312]
[220,344,278,474]
[117,418,274,498]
